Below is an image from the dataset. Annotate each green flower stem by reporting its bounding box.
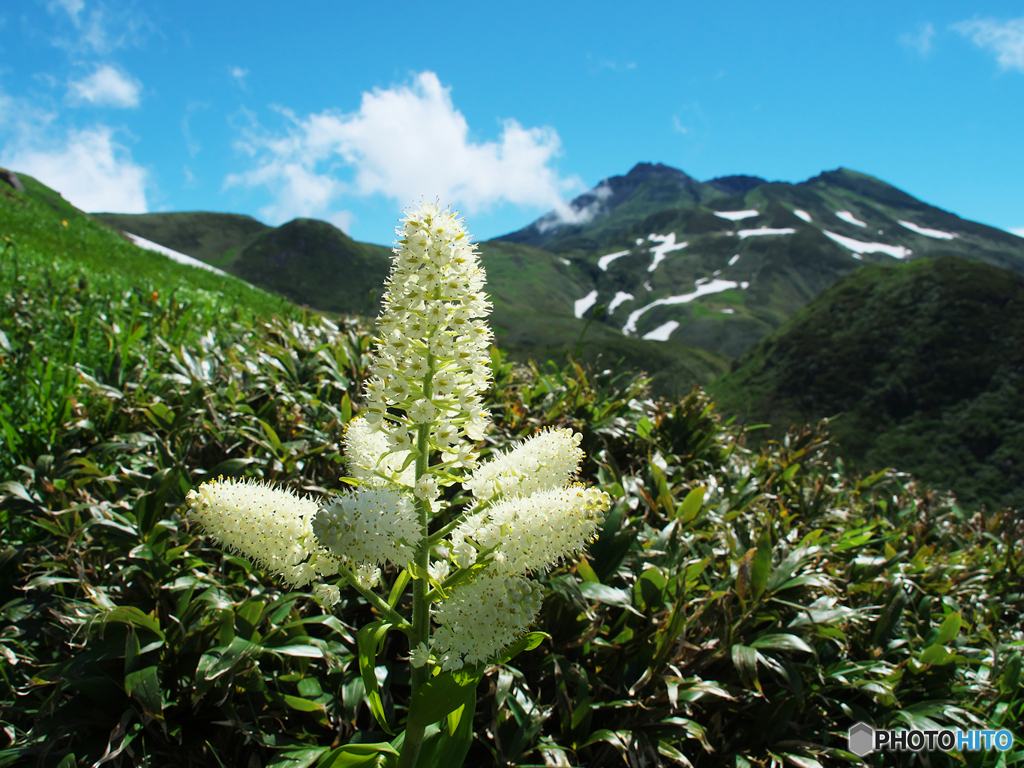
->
[399,354,436,768]
[425,514,470,546]
[335,566,410,631]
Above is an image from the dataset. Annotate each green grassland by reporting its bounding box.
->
[1,170,1023,767]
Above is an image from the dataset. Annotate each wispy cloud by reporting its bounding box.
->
[900,22,935,58]
[181,101,207,157]
[224,71,582,227]
[66,63,141,107]
[1010,227,1024,238]
[46,0,155,55]
[0,89,147,212]
[672,115,689,135]
[952,16,1024,72]
[230,66,249,89]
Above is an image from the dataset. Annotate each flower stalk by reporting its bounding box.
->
[185,202,610,768]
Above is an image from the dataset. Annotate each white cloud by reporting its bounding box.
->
[952,16,1024,72]
[230,66,249,88]
[1010,227,1024,238]
[672,115,689,134]
[224,71,581,225]
[328,210,356,234]
[47,2,154,55]
[900,22,935,57]
[66,64,141,107]
[1,124,148,212]
[47,0,84,24]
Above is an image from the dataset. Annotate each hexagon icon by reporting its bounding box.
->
[848,722,875,756]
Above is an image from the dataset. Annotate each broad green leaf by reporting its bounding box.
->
[282,695,325,712]
[930,611,962,647]
[317,742,399,768]
[575,558,600,583]
[408,671,479,732]
[677,486,705,525]
[578,581,633,607]
[750,633,814,654]
[357,621,395,735]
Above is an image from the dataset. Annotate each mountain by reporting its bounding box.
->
[497,164,1024,359]
[94,211,270,266]
[709,256,1024,511]
[94,211,393,318]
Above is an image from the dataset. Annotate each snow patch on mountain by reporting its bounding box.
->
[823,230,912,259]
[622,278,740,335]
[714,209,759,221]
[643,321,679,341]
[647,232,688,271]
[794,209,812,223]
[608,291,634,313]
[737,227,796,239]
[836,210,867,227]
[898,220,958,240]
[597,250,631,271]
[124,232,229,276]
[574,289,599,318]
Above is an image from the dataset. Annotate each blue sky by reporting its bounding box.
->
[1,1,1022,245]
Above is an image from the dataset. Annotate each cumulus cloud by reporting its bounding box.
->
[900,22,935,57]
[66,64,141,107]
[224,71,582,225]
[952,16,1024,72]
[1,121,148,212]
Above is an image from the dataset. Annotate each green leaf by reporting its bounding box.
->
[750,528,772,601]
[677,486,705,524]
[578,581,633,607]
[731,644,762,693]
[408,671,479,732]
[266,747,329,768]
[930,611,962,648]
[388,569,411,607]
[282,694,325,712]
[636,417,653,439]
[357,621,395,735]
[317,742,399,768]
[408,683,477,768]
[750,633,814,654]
[576,558,600,583]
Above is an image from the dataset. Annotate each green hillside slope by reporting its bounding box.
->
[0,169,287,318]
[93,210,270,266]
[709,256,1024,510]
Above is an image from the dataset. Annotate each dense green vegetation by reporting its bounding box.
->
[710,256,1024,512]
[2,177,1022,767]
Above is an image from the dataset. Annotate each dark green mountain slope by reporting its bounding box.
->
[498,164,1024,359]
[93,211,270,266]
[230,219,391,317]
[709,256,1024,510]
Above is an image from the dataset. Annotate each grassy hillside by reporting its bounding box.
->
[93,210,270,266]
[710,256,1024,510]
[0,169,290,319]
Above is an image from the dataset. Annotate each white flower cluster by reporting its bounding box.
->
[451,485,610,575]
[185,478,340,587]
[463,427,584,501]
[431,573,544,670]
[342,417,416,488]
[428,429,610,669]
[360,202,493,476]
[312,486,420,571]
